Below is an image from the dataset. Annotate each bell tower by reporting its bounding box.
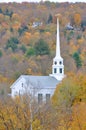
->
[50,15,64,81]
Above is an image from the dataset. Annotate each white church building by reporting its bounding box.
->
[10,16,64,103]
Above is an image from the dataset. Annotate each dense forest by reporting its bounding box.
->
[0,2,86,129]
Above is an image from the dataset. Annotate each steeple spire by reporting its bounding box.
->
[56,17,61,58]
[50,15,64,81]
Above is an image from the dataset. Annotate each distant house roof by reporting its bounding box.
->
[11,75,60,89]
[32,22,42,28]
[65,23,74,30]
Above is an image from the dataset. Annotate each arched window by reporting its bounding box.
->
[55,61,57,65]
[59,61,62,65]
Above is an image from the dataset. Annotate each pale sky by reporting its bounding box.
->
[0,0,86,3]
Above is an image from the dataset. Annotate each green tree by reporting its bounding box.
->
[6,39,18,52]
[45,1,51,7]
[26,47,35,57]
[18,26,28,36]
[0,8,2,14]
[73,52,82,69]
[47,14,53,24]
[77,34,82,40]
[5,37,19,52]
[18,28,24,36]
[34,39,50,55]
[20,45,27,53]
[4,8,13,18]
[0,50,2,57]
[10,37,19,44]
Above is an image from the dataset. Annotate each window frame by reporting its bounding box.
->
[46,93,50,103]
[38,93,43,104]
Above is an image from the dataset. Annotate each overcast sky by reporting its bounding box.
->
[0,0,86,3]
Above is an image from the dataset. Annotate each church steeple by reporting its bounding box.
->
[50,15,64,81]
[56,17,61,58]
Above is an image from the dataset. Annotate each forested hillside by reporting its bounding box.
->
[0,2,86,94]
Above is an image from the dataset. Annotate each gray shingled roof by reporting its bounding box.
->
[22,75,60,89]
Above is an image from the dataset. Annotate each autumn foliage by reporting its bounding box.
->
[0,73,85,130]
[0,2,86,129]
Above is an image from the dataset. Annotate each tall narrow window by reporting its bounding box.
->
[54,68,57,73]
[46,94,50,103]
[59,68,62,73]
[38,94,43,104]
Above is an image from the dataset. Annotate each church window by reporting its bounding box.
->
[21,83,23,88]
[55,61,57,65]
[38,93,43,104]
[59,61,62,65]
[54,68,57,73]
[46,94,50,103]
[14,91,18,96]
[59,68,62,73]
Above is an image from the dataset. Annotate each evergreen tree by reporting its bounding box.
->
[26,47,35,57]
[0,50,2,57]
[47,14,53,24]
[6,37,19,52]
[4,9,13,18]
[10,37,19,44]
[73,52,82,69]
[34,39,50,55]
[20,45,27,53]
[0,8,2,14]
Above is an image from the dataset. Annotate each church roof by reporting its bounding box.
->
[11,75,60,89]
[23,75,60,89]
